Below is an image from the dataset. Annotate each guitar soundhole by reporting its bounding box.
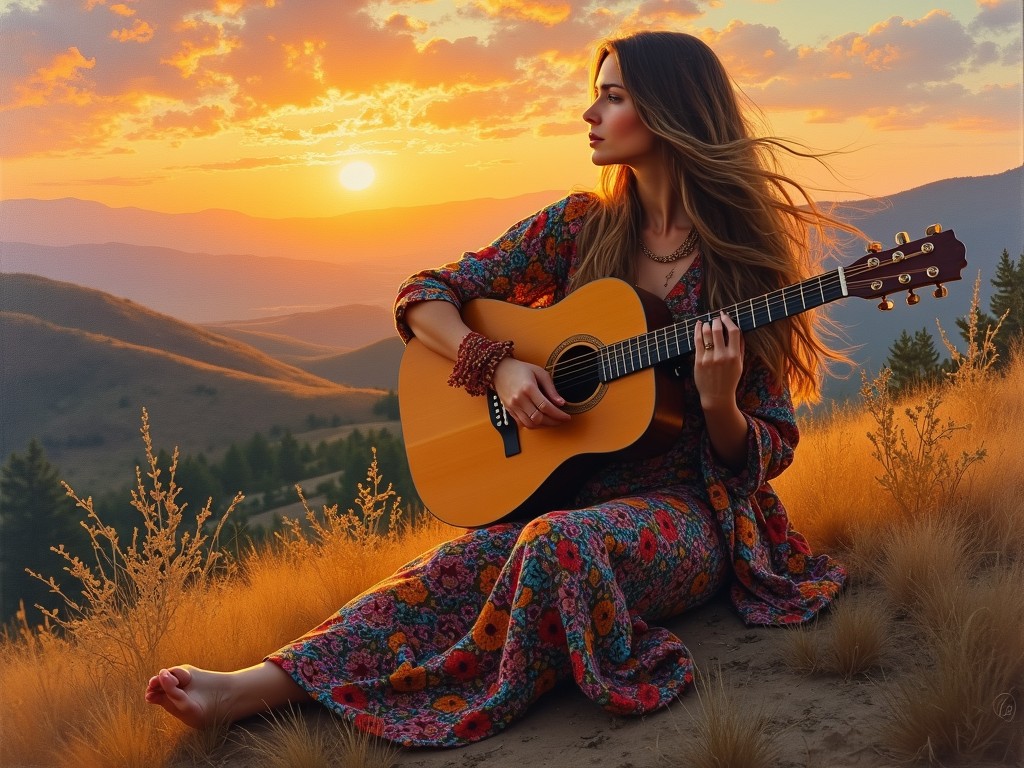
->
[549,340,604,414]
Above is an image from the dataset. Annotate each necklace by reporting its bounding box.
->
[640,228,700,263]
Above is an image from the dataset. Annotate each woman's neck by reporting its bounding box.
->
[632,164,690,235]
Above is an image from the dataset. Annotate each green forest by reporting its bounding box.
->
[0,392,416,626]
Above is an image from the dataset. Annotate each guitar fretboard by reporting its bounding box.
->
[599,268,848,381]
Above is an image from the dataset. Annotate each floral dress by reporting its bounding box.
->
[267,193,846,747]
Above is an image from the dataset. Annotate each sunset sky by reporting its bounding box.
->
[1,0,1021,219]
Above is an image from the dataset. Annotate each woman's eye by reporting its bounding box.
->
[607,93,621,103]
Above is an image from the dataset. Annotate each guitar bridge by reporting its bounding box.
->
[487,390,521,458]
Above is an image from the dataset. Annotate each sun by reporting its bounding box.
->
[339,161,376,191]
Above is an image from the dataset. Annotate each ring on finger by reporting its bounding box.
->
[529,409,540,419]
[704,342,714,351]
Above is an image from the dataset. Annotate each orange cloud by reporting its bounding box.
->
[9,47,97,108]
[111,19,155,43]
[471,0,571,26]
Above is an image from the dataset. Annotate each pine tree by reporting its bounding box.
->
[276,430,304,484]
[957,249,1024,369]
[0,440,84,623]
[885,327,943,393]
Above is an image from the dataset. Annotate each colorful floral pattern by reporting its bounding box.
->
[268,193,846,746]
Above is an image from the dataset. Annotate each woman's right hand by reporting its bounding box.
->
[492,357,570,429]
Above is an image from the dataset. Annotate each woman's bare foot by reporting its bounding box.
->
[145,665,227,729]
[145,661,309,729]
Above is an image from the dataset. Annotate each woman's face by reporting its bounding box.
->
[582,54,657,168]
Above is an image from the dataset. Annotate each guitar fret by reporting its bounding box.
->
[600,268,874,383]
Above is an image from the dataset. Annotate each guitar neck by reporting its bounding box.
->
[600,268,847,381]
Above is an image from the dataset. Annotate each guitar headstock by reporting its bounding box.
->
[844,226,967,310]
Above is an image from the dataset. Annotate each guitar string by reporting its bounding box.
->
[541,260,947,390]
[544,264,939,390]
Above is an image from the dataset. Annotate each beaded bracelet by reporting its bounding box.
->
[447,331,515,396]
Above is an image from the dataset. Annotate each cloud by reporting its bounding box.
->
[0,1,1019,163]
[708,12,1021,131]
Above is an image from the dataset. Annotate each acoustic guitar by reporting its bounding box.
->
[399,227,967,528]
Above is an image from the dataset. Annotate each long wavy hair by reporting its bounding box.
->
[571,31,860,402]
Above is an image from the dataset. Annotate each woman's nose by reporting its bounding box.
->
[582,105,597,125]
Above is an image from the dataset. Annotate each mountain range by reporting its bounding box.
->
[1,167,1021,487]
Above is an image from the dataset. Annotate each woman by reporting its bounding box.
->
[146,30,848,746]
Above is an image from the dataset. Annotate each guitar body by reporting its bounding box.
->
[399,278,684,527]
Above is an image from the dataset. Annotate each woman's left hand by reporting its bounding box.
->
[693,311,744,410]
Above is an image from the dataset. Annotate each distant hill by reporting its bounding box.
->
[0,190,564,263]
[205,304,395,349]
[0,276,383,489]
[1,273,340,388]
[296,337,405,391]
[0,241,389,321]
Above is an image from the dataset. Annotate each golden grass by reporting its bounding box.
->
[241,707,400,768]
[784,592,892,679]
[776,351,1024,766]
[1,350,1021,767]
[882,562,1024,764]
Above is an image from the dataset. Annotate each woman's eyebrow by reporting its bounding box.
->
[597,82,625,91]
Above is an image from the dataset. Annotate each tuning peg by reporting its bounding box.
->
[895,231,910,245]
[878,297,894,311]
[925,224,942,236]
[906,289,921,306]
[933,284,949,299]
[866,241,883,253]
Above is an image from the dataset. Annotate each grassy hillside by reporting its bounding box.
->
[205,303,395,349]
[199,326,345,363]
[1,277,386,489]
[298,337,405,390]
[1,273,337,388]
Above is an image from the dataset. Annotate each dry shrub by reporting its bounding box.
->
[671,668,779,768]
[0,415,453,768]
[241,707,399,768]
[876,515,974,613]
[882,563,1024,765]
[29,409,240,683]
[827,594,891,680]
[784,593,890,679]
[860,370,986,519]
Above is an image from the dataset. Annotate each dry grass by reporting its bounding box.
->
[0,423,453,768]
[240,706,400,768]
[784,592,891,679]
[1,345,1021,767]
[775,346,1023,766]
[669,667,780,768]
[882,562,1024,764]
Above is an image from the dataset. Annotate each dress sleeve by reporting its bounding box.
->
[701,359,847,626]
[393,193,596,343]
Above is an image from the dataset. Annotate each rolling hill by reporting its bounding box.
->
[205,303,395,350]
[0,276,384,489]
[296,337,406,391]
